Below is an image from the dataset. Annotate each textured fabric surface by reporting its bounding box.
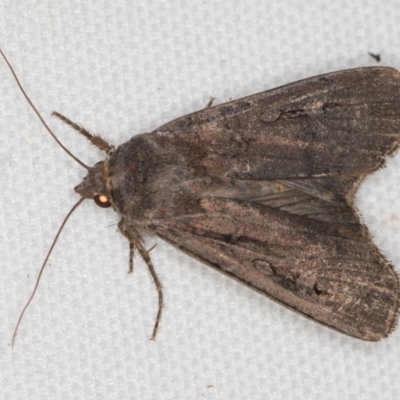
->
[1,1,400,399]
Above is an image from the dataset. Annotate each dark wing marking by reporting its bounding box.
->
[152,198,399,341]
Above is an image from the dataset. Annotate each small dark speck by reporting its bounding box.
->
[368,52,381,62]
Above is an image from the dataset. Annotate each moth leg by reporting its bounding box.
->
[136,240,164,341]
[205,96,215,108]
[118,220,135,274]
[118,220,164,340]
[147,243,157,253]
[128,242,134,274]
[52,111,115,155]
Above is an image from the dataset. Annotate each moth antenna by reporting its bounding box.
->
[52,111,115,155]
[0,48,89,170]
[12,197,85,347]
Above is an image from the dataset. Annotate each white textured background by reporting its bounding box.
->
[1,1,400,399]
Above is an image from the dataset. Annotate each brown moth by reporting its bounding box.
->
[2,48,400,344]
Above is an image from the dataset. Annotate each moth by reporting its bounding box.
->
[2,48,400,344]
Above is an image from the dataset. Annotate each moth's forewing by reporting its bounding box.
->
[145,68,400,340]
[155,67,400,179]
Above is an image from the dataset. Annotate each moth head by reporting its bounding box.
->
[74,160,112,208]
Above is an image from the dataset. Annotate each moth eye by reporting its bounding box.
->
[93,194,111,208]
